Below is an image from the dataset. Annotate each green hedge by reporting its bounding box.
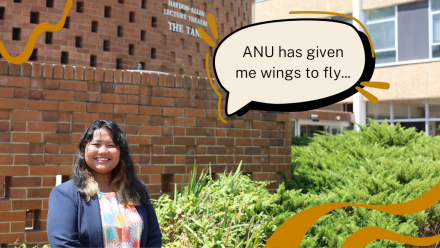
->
[152,120,440,247]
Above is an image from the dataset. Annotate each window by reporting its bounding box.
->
[162,35,167,46]
[118,26,123,37]
[14,0,21,3]
[25,210,40,230]
[151,48,156,59]
[103,40,110,51]
[222,0,224,7]
[129,44,134,55]
[209,46,212,55]
[75,36,82,48]
[179,69,183,75]
[204,3,207,13]
[13,28,20,40]
[92,21,98,32]
[129,11,135,23]
[104,6,111,18]
[432,0,440,57]
[216,8,219,17]
[64,16,70,28]
[234,17,236,26]
[61,52,68,64]
[221,23,224,33]
[226,12,228,22]
[139,62,145,70]
[77,2,84,13]
[142,0,147,9]
[119,0,124,3]
[238,7,240,16]
[172,52,176,62]
[188,55,192,66]
[90,55,97,67]
[30,12,39,24]
[366,6,397,64]
[231,2,233,11]
[29,49,37,61]
[116,58,122,69]
[46,0,53,8]
[141,30,146,41]
[0,7,4,20]
[161,65,166,72]
[195,71,199,76]
[180,38,184,49]
[196,42,199,53]
[202,58,205,66]
[45,32,52,44]
[152,17,157,27]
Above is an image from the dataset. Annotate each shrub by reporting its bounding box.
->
[277,120,440,247]
[151,162,278,247]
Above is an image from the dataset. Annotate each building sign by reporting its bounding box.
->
[164,0,205,38]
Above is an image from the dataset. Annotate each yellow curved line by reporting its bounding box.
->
[356,86,378,104]
[198,27,216,47]
[289,11,375,58]
[205,53,227,124]
[207,13,219,40]
[265,179,440,247]
[0,0,72,64]
[342,226,440,247]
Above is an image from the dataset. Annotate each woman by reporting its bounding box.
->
[47,120,162,248]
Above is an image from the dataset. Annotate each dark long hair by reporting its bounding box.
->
[73,120,150,205]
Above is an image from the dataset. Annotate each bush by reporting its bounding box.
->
[151,162,278,247]
[277,120,440,247]
[153,120,440,247]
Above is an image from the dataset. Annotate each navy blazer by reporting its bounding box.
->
[47,180,162,248]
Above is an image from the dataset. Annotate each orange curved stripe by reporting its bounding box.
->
[356,86,379,104]
[207,13,218,40]
[265,179,440,247]
[0,0,72,64]
[197,27,216,47]
[342,226,440,248]
[360,81,390,89]
[205,53,227,124]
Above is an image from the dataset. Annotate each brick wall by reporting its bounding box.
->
[0,60,291,246]
[0,0,253,77]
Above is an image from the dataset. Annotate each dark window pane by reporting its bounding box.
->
[376,50,396,64]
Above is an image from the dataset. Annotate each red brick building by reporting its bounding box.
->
[0,61,291,246]
[0,0,253,76]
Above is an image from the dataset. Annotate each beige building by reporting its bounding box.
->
[254,0,440,137]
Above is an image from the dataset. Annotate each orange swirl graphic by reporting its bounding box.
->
[265,179,440,247]
[0,0,72,64]
[342,226,440,248]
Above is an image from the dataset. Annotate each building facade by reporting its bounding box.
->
[255,0,440,137]
[0,0,253,77]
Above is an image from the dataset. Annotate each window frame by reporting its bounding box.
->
[366,5,398,64]
[430,0,440,59]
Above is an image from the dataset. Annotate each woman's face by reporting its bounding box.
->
[85,128,120,175]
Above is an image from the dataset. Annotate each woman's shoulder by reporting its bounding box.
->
[50,180,77,198]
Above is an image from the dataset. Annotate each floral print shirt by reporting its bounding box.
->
[97,192,143,248]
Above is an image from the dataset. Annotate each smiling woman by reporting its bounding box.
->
[46,120,162,248]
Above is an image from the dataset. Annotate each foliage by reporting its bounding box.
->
[291,133,314,146]
[14,239,49,248]
[276,120,440,247]
[151,162,278,247]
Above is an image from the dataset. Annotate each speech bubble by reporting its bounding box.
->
[213,19,375,116]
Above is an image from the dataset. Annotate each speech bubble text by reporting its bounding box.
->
[213,19,375,116]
